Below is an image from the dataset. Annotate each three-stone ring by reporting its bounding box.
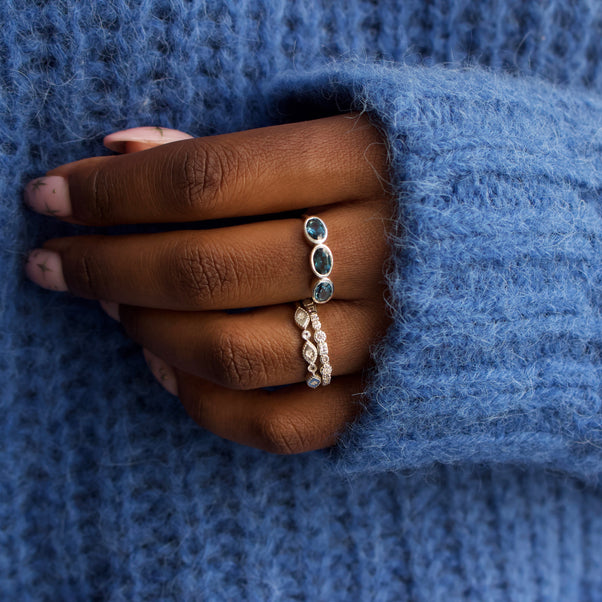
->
[303,216,334,304]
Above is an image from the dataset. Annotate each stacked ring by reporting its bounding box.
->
[302,298,332,385]
[294,299,332,388]
[294,302,322,388]
[303,216,334,304]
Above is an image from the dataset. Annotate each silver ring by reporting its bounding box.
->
[303,216,334,304]
[302,298,332,386]
[294,303,322,388]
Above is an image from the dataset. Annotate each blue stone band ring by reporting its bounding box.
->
[303,216,334,304]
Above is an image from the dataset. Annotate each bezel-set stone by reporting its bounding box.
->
[310,244,333,277]
[304,216,328,244]
[294,306,310,329]
[312,278,334,304]
[307,375,322,388]
[315,330,327,343]
[302,341,318,363]
[299,215,335,387]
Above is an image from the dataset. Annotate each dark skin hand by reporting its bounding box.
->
[24,113,393,454]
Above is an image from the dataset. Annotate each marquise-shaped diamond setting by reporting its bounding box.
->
[294,306,310,329]
[302,340,318,364]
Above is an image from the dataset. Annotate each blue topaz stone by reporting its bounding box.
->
[312,278,334,304]
[311,244,333,277]
[307,375,321,388]
[304,216,327,244]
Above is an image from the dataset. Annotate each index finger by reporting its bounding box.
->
[25,114,388,226]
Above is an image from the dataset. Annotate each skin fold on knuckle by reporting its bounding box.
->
[170,238,245,309]
[254,409,317,455]
[66,241,108,299]
[168,139,242,217]
[209,327,269,391]
[169,239,224,308]
[72,163,113,225]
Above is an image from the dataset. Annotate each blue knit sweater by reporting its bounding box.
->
[2,1,602,600]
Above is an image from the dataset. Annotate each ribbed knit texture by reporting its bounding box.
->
[2,1,602,599]
[270,64,602,482]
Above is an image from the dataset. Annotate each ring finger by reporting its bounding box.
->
[119,300,389,390]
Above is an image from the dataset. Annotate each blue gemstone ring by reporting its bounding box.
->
[303,216,334,304]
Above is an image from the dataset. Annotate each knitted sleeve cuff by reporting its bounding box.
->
[267,63,602,483]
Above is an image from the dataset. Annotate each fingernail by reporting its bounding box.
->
[103,127,193,153]
[143,348,179,396]
[25,249,68,292]
[24,176,71,218]
[99,300,120,322]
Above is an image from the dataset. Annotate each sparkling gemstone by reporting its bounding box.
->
[313,278,334,304]
[315,331,327,343]
[307,375,321,388]
[302,341,318,363]
[305,217,327,243]
[294,307,310,329]
[311,245,333,277]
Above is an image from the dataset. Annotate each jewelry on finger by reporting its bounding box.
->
[303,216,334,304]
[302,298,332,386]
[294,303,322,388]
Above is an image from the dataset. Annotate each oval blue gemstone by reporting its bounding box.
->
[305,217,327,243]
[313,279,334,303]
[312,246,332,276]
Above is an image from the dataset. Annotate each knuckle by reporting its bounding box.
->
[77,166,112,224]
[169,239,234,308]
[209,327,268,390]
[70,243,106,298]
[170,141,243,215]
[255,411,312,455]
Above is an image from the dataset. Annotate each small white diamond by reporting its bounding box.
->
[318,342,328,355]
[295,307,310,329]
[315,331,326,342]
[303,341,318,363]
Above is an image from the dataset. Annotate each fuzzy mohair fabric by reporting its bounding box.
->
[2,1,602,600]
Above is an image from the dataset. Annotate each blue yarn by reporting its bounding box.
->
[270,64,602,481]
[2,1,602,599]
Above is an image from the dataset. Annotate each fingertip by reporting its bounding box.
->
[142,348,179,396]
[25,249,69,292]
[103,127,193,153]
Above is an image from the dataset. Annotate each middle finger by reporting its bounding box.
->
[38,200,391,309]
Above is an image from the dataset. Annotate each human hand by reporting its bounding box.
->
[24,114,393,454]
